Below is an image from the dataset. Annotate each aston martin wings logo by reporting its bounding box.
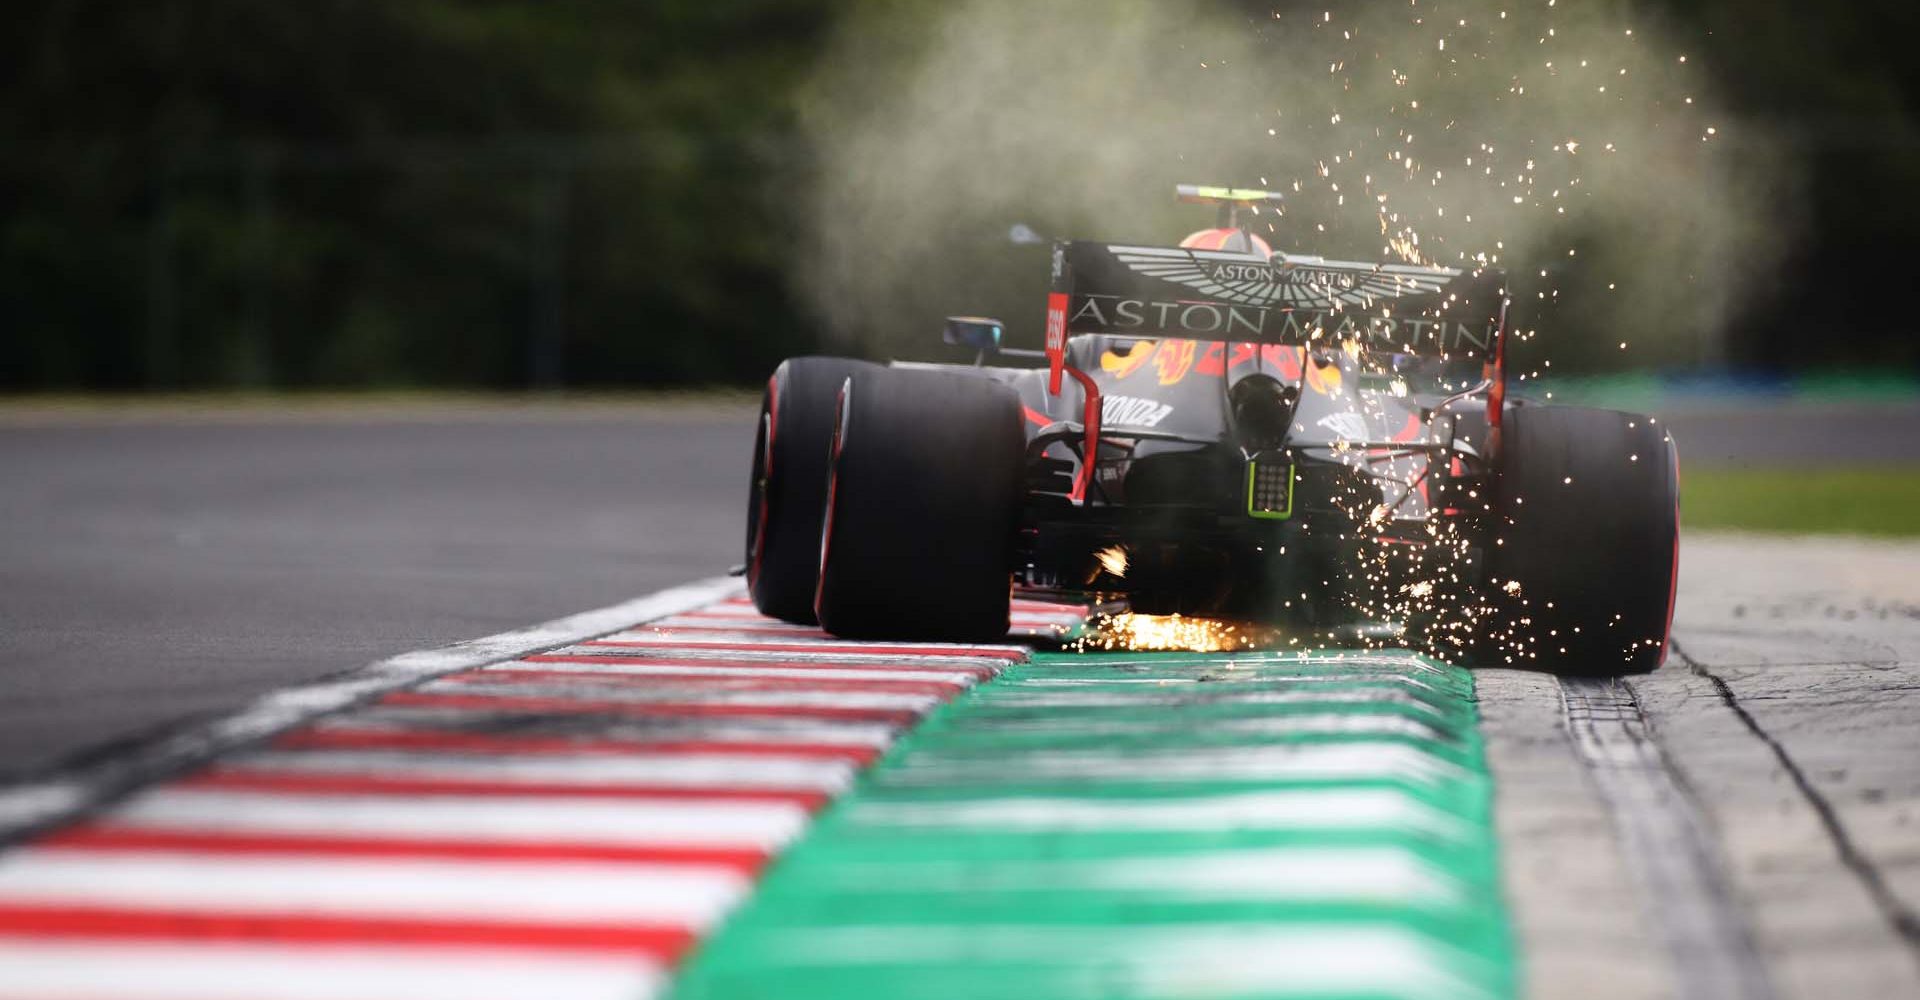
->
[1107,245,1462,309]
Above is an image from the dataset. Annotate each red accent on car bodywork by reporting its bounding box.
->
[1263,344,1304,381]
[1045,292,1070,395]
[1486,297,1510,452]
[1391,413,1424,443]
[1063,365,1102,505]
[1195,341,1227,377]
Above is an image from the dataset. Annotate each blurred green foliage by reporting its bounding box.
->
[1651,0,1920,369]
[1,0,834,389]
[0,0,1915,389]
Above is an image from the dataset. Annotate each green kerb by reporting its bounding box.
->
[668,648,1516,1000]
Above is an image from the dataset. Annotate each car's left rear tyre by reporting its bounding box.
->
[815,366,1026,642]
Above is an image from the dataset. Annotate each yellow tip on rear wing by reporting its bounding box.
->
[1175,184,1286,206]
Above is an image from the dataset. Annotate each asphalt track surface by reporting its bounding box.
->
[0,406,754,779]
[5,398,1916,780]
[2,398,1919,998]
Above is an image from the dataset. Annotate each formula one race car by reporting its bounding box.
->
[745,186,1679,673]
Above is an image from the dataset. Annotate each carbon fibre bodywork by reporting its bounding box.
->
[933,331,1502,620]
[756,195,1675,665]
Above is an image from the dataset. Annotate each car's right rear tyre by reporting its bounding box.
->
[1481,405,1679,674]
[815,367,1026,642]
[745,356,879,625]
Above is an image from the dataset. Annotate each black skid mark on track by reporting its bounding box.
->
[1670,637,1920,970]
[1559,671,1776,1000]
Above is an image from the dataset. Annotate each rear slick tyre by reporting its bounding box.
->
[1483,405,1679,675]
[815,367,1025,642]
[745,356,879,625]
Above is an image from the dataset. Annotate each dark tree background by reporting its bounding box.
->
[1,0,1914,389]
[1661,0,1920,368]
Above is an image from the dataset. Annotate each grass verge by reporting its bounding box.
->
[1683,466,1920,537]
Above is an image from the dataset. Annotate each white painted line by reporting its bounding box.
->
[811,845,1465,908]
[1128,925,1495,1000]
[884,742,1467,787]
[936,712,1450,743]
[658,606,1090,630]
[0,940,662,1000]
[488,660,982,684]
[649,610,808,621]
[542,646,1011,668]
[656,608,777,621]
[1077,846,1466,906]
[751,925,1491,1000]
[846,788,1471,839]
[1006,675,1443,698]
[105,787,808,851]
[981,687,1451,715]
[0,576,746,840]
[1049,652,1453,677]
[222,750,858,792]
[304,713,901,749]
[0,848,750,928]
[414,680,942,712]
[592,632,1028,657]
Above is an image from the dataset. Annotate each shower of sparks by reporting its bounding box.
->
[903,1,1724,665]
[1150,0,1714,663]
[1070,613,1282,653]
[1244,0,1729,375]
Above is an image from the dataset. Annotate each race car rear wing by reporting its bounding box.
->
[1044,240,1504,352]
[1040,239,1512,499]
[1043,238,1507,379]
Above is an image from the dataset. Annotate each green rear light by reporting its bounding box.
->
[1246,457,1295,519]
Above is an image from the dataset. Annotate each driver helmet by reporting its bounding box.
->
[1180,227,1273,256]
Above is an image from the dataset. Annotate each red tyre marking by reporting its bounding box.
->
[747,374,779,592]
[814,379,849,623]
[1660,447,1681,665]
